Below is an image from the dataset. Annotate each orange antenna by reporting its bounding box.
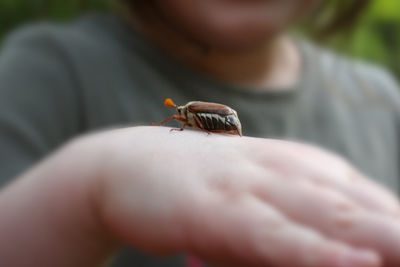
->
[164,98,176,108]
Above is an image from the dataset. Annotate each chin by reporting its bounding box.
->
[193,24,285,51]
[175,17,288,52]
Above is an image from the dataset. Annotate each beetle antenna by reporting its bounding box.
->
[164,98,177,108]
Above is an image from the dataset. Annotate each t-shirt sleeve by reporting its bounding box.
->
[0,25,82,187]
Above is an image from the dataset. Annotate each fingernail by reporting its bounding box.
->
[338,249,381,267]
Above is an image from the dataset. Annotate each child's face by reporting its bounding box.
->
[153,0,320,49]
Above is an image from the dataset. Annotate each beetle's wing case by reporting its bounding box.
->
[187,102,234,116]
[183,101,242,135]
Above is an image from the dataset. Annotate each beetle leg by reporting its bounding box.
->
[198,129,212,136]
[201,129,213,136]
[193,115,213,135]
[151,115,177,126]
[180,123,187,131]
[227,131,239,136]
[170,123,187,132]
[211,130,240,136]
[221,130,239,136]
[193,115,205,130]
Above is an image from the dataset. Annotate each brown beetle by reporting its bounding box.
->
[152,98,242,136]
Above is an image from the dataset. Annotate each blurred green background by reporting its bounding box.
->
[0,0,399,79]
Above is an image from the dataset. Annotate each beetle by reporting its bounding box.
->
[152,98,242,136]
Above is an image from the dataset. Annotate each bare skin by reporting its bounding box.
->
[129,0,318,89]
[1,127,400,267]
[1,1,399,267]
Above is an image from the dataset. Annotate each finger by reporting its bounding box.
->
[252,176,400,265]
[249,139,400,216]
[330,171,400,216]
[183,193,381,267]
[331,211,400,266]
[298,158,400,217]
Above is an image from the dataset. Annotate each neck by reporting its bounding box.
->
[127,10,301,91]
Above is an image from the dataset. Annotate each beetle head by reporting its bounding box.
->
[164,98,185,119]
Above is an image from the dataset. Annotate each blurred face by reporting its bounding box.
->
[152,0,321,50]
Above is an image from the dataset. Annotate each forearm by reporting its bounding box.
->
[0,136,118,267]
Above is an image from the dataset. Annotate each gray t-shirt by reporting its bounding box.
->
[1,13,400,267]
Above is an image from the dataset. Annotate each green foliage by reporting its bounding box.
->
[328,0,400,79]
[0,0,399,79]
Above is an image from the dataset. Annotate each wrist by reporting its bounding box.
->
[0,134,119,267]
[59,134,121,245]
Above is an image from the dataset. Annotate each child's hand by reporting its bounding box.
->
[92,126,400,267]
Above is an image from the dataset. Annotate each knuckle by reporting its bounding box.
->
[206,170,243,197]
[330,202,360,233]
[205,164,261,199]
